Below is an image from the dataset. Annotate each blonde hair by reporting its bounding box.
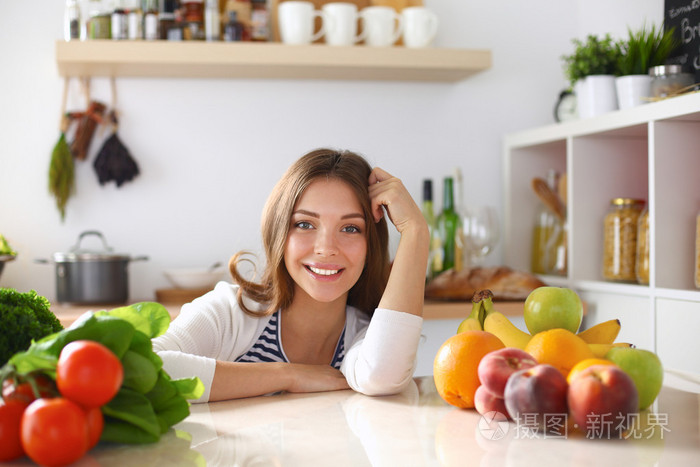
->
[229,148,390,317]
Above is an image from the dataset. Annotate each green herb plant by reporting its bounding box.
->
[1,300,204,444]
[617,24,680,76]
[562,34,623,89]
[0,289,63,366]
[0,234,17,256]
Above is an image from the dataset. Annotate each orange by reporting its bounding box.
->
[566,357,617,383]
[433,330,505,409]
[524,328,595,377]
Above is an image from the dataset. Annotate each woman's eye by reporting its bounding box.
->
[294,221,313,230]
[342,225,362,234]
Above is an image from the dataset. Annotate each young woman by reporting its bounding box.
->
[152,148,430,402]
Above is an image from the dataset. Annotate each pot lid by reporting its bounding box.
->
[53,231,130,262]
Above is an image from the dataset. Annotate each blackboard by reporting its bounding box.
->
[664,0,700,82]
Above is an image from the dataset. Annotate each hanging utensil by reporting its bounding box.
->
[531,177,566,222]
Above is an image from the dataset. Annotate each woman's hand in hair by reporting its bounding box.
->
[368,167,426,236]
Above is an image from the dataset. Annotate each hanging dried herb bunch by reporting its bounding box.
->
[93,111,140,187]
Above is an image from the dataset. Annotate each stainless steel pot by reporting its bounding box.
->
[36,230,148,304]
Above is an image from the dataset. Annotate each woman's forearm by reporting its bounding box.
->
[209,361,350,401]
[378,222,430,317]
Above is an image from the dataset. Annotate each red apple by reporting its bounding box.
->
[567,364,639,439]
[478,347,538,398]
[474,385,511,420]
[504,364,569,434]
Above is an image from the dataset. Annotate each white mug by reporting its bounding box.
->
[401,6,438,48]
[278,1,328,45]
[359,6,403,47]
[322,2,366,46]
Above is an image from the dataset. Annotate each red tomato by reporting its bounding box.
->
[0,400,26,462]
[56,340,123,408]
[3,375,56,404]
[85,406,104,449]
[21,398,89,467]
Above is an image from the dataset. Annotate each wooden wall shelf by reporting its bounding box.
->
[55,40,491,82]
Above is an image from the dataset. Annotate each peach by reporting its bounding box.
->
[478,347,538,398]
[503,364,569,434]
[474,385,511,420]
[567,364,639,439]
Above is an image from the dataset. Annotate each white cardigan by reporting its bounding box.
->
[152,282,423,402]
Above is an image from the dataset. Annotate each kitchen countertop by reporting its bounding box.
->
[12,372,695,466]
[50,299,529,327]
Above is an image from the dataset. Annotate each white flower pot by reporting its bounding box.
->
[615,75,652,110]
[575,75,618,119]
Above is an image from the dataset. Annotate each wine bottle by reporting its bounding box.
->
[434,177,462,274]
[422,180,438,279]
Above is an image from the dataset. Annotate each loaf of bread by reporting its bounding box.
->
[425,266,547,301]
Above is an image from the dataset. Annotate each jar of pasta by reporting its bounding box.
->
[635,207,649,284]
[603,198,645,282]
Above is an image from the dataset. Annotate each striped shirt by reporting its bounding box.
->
[235,311,346,369]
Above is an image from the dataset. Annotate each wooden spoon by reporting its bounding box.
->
[531,177,566,222]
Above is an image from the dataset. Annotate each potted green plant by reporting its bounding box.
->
[562,34,622,118]
[615,23,680,109]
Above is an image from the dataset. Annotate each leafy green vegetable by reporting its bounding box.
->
[0,288,63,366]
[48,131,75,221]
[1,301,204,445]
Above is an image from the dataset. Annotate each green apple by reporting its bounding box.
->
[523,287,583,334]
[606,347,664,410]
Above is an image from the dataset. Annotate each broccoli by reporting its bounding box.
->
[1,288,63,366]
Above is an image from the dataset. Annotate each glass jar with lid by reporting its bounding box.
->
[603,198,645,282]
[635,206,650,284]
[649,65,695,99]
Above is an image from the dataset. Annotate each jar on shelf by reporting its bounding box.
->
[603,198,645,282]
[649,65,695,99]
[635,206,649,284]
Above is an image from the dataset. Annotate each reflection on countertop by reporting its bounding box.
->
[30,374,694,466]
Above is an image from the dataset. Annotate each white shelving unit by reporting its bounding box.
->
[503,92,700,376]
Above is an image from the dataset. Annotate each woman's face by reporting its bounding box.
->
[284,178,368,306]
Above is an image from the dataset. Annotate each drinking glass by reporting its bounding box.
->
[461,205,500,266]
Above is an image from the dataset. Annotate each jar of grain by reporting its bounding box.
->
[635,207,649,284]
[603,198,645,282]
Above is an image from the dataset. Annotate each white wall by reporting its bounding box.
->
[0,1,662,302]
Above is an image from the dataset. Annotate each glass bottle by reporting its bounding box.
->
[87,0,112,39]
[223,10,243,41]
[143,0,159,40]
[422,179,437,280]
[635,206,650,284]
[64,0,81,41]
[602,198,645,282]
[159,0,177,40]
[434,177,462,274]
[530,170,559,274]
[204,0,221,41]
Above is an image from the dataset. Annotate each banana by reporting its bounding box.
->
[457,317,482,333]
[588,343,613,358]
[577,319,621,344]
[484,311,532,349]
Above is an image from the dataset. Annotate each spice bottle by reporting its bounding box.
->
[64,0,82,41]
[143,0,159,40]
[87,0,111,39]
[112,0,128,40]
[250,0,269,41]
[159,0,178,40]
[603,198,645,282]
[635,206,650,284]
[204,0,221,41]
[126,0,143,39]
